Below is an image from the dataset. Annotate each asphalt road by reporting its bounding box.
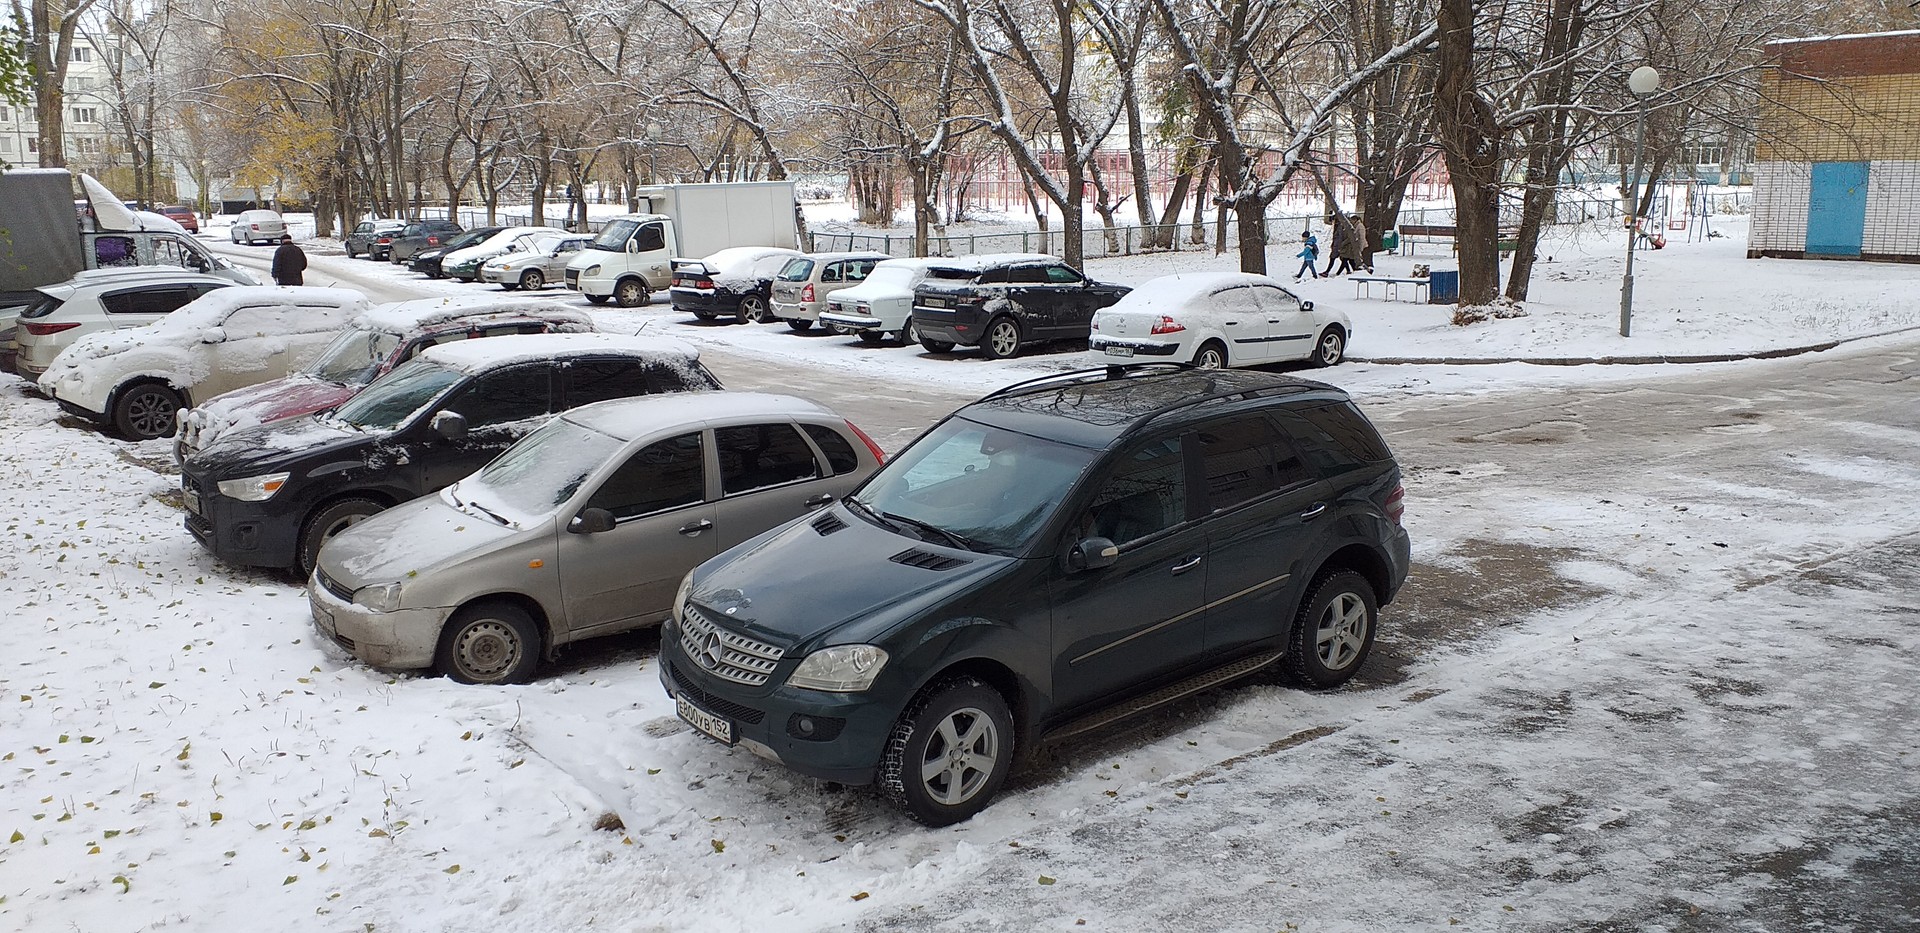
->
[212,238,1920,927]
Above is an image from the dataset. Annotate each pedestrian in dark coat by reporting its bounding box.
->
[1323,215,1351,277]
[271,234,307,286]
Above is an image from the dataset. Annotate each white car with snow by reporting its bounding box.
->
[818,257,941,345]
[442,227,569,283]
[1088,272,1351,369]
[479,235,591,291]
[12,267,240,380]
[41,286,370,440]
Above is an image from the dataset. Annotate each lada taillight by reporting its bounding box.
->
[801,283,816,303]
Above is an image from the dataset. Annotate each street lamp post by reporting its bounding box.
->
[199,159,212,216]
[645,122,662,185]
[1619,65,1660,338]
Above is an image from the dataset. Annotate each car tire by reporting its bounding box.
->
[693,309,718,321]
[497,281,518,291]
[1285,569,1378,689]
[900,319,921,346]
[111,381,184,441]
[738,294,772,324]
[614,279,649,308]
[520,269,545,290]
[787,318,813,333]
[435,600,542,686]
[296,497,385,579]
[345,244,357,259]
[1193,340,1229,370]
[880,676,1015,827]
[858,330,885,345]
[585,294,609,305]
[981,316,1022,360]
[1313,327,1346,367]
[918,335,956,354]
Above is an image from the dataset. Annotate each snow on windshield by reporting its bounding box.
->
[305,327,402,385]
[460,416,625,521]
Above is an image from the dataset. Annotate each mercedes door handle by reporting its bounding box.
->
[678,519,713,536]
[1171,555,1203,575]
[1301,503,1328,520]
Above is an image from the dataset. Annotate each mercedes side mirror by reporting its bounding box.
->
[1068,536,1119,572]
[200,326,226,344]
[430,410,468,441]
[569,507,616,534]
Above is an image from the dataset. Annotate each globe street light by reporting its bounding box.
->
[1619,65,1660,337]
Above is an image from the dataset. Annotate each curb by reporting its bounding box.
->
[1349,323,1920,366]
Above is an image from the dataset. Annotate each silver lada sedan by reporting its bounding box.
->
[308,391,886,684]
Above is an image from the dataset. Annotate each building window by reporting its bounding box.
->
[72,107,97,124]
[0,106,10,122]
[28,138,37,153]
[1680,145,1725,166]
[72,45,93,63]
[0,137,12,154]
[73,137,102,155]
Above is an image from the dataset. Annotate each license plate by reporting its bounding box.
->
[182,486,202,515]
[677,696,735,745]
[1104,345,1136,358]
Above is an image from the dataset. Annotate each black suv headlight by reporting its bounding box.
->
[788,645,889,692]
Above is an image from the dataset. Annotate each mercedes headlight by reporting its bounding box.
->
[352,583,403,612]
[670,570,695,627]
[216,472,290,501]
[788,645,889,692]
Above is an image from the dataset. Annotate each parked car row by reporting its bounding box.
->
[675,250,1355,367]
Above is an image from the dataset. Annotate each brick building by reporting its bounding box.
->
[1749,30,1920,262]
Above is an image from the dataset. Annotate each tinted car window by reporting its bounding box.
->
[1293,403,1394,464]
[589,433,704,518]
[1196,416,1312,512]
[1083,437,1187,545]
[802,423,859,475]
[717,423,820,495]
[1043,265,1083,284]
[440,365,552,427]
[821,262,843,284]
[636,223,666,252]
[1009,265,1051,284]
[335,360,465,431]
[978,267,1012,285]
[18,293,65,319]
[102,285,205,316]
[567,358,653,408]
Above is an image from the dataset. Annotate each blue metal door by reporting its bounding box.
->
[1806,162,1869,257]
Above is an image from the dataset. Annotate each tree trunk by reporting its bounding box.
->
[1431,0,1502,306]
[1234,206,1268,274]
[1191,157,1212,246]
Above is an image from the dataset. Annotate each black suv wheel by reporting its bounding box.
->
[981,317,1023,359]
[1286,569,1377,688]
[881,677,1015,826]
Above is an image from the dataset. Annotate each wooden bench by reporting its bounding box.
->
[1396,224,1520,256]
[1350,274,1429,303]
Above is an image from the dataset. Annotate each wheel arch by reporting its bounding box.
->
[454,591,557,660]
[912,655,1036,761]
[108,373,193,415]
[1305,542,1393,607]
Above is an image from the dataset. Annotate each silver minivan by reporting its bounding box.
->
[309,392,885,685]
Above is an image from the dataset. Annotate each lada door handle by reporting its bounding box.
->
[1170,555,1203,575]
[679,519,713,536]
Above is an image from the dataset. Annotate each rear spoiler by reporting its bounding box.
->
[668,257,709,276]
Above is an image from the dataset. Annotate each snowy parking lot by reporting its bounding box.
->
[3,221,1918,931]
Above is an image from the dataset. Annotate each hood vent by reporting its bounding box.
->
[812,513,847,535]
[890,548,970,571]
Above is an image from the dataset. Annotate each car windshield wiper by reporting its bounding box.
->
[881,511,979,552]
[844,497,895,530]
[450,486,510,526]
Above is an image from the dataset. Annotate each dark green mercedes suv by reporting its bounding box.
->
[660,364,1409,825]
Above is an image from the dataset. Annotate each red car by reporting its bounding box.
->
[174,298,596,460]
[160,205,201,233]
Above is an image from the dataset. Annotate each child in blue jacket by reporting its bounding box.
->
[1294,232,1320,282]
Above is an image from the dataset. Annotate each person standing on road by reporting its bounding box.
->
[272,234,307,286]
[1323,215,1351,277]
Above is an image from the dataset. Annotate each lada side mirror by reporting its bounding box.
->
[569,507,616,534]
[200,326,226,344]
[430,410,468,441]
[1068,536,1119,572]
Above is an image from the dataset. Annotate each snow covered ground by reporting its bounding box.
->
[5,210,1917,931]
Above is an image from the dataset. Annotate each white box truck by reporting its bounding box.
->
[564,181,798,307]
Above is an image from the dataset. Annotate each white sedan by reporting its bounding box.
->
[1089,272,1351,369]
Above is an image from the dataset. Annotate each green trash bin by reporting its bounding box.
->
[1381,230,1400,252]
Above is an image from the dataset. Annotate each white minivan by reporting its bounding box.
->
[12,268,238,379]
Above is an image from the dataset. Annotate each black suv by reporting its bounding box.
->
[388,219,466,265]
[661,364,1409,825]
[411,227,505,279]
[910,254,1130,359]
[180,334,722,576]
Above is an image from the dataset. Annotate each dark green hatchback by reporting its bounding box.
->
[660,363,1410,825]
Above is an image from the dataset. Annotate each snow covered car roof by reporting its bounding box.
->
[790,250,892,263]
[1110,272,1294,310]
[357,297,594,334]
[39,268,234,299]
[565,391,835,442]
[923,252,1060,272]
[417,333,700,373]
[142,287,370,334]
